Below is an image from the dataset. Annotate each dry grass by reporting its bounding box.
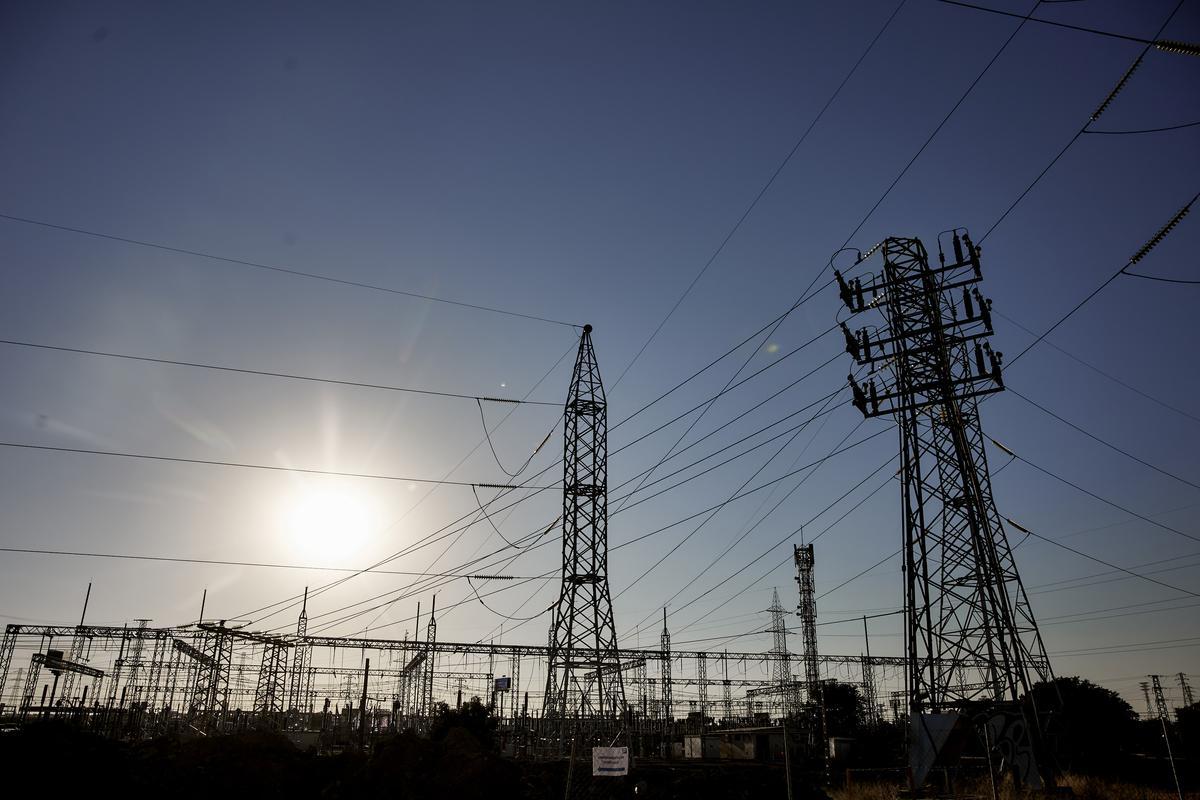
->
[830,772,1188,800]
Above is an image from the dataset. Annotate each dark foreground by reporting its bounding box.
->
[0,721,823,800]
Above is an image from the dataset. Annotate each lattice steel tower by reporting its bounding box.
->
[794,544,820,702]
[836,232,1052,784]
[545,325,625,722]
[288,588,312,721]
[767,587,799,716]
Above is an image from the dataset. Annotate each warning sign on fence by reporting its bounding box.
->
[591,746,629,776]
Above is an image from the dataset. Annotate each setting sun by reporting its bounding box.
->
[280,487,375,562]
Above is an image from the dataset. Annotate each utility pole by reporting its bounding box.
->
[359,658,369,750]
[1150,675,1184,800]
[836,231,1053,790]
[545,325,624,735]
[661,609,672,746]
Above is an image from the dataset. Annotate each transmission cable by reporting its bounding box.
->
[0,441,554,489]
[935,0,1200,50]
[1005,191,1197,369]
[0,338,556,405]
[1087,120,1200,135]
[1008,387,1200,490]
[0,545,543,579]
[609,0,909,390]
[990,435,1200,545]
[0,213,579,328]
[995,308,1200,424]
[613,388,849,603]
[980,0,1189,244]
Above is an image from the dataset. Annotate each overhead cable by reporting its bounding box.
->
[0,213,580,328]
[0,338,557,405]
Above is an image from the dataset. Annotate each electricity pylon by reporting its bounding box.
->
[545,325,625,730]
[836,231,1053,789]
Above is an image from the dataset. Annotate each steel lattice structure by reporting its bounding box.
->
[793,544,820,701]
[767,588,799,715]
[287,590,313,718]
[544,325,625,723]
[837,233,1051,713]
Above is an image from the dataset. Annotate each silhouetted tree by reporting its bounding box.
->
[821,681,864,737]
[1026,676,1138,776]
[1175,701,1200,760]
[429,695,498,749]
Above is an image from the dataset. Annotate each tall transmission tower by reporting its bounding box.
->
[545,325,625,724]
[793,544,820,702]
[767,587,798,716]
[836,231,1053,788]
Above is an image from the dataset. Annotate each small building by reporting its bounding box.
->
[682,726,788,762]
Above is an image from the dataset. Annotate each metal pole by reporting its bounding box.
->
[782,717,794,800]
[359,658,369,751]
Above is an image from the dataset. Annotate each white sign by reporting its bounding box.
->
[592,746,629,777]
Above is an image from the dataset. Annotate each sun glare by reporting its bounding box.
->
[281,488,375,562]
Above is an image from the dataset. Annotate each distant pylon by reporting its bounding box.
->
[287,588,312,720]
[1141,681,1155,717]
[767,588,798,716]
[1178,673,1195,708]
[661,609,672,734]
[544,326,625,724]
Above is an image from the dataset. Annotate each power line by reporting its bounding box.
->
[661,447,898,636]
[995,308,1200,424]
[613,390,849,602]
[841,0,1042,251]
[0,546,542,579]
[0,441,556,489]
[1006,192,1198,368]
[238,340,843,628]
[980,0,1189,243]
[992,437,1200,545]
[1119,270,1200,285]
[1008,387,1200,490]
[1007,518,1200,598]
[0,337,558,405]
[610,0,909,389]
[0,213,580,328]
[935,0,1195,48]
[1087,120,1200,135]
[255,384,857,631]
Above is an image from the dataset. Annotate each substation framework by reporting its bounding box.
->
[0,298,1054,775]
[0,620,1005,747]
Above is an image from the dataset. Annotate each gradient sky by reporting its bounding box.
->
[1,0,1197,712]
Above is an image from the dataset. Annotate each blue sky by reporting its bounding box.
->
[1,0,1197,710]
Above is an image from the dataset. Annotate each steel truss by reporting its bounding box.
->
[837,231,1053,788]
[545,325,625,726]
